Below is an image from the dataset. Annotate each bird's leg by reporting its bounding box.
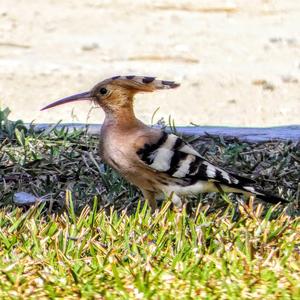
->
[168,192,183,208]
[141,190,158,212]
[215,182,225,197]
[216,183,241,220]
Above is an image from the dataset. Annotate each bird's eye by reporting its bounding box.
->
[99,87,108,95]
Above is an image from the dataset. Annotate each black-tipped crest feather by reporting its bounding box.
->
[109,75,180,91]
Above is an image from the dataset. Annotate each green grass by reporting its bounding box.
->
[0,199,299,299]
[1,107,300,298]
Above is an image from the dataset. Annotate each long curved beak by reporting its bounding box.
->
[41,91,93,111]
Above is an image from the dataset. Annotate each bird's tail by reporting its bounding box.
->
[228,182,288,204]
[218,172,288,204]
[249,188,288,204]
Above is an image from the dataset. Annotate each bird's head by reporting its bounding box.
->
[41,75,180,113]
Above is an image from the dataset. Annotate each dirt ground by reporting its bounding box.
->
[0,0,299,126]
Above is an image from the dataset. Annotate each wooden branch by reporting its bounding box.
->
[27,123,300,143]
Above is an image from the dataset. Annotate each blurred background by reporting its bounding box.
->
[0,0,299,126]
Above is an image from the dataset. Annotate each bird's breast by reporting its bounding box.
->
[99,131,138,173]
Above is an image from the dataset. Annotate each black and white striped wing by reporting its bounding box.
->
[136,131,255,188]
[136,131,287,204]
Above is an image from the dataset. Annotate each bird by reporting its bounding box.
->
[41,75,287,210]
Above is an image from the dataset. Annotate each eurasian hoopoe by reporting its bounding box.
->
[41,75,287,210]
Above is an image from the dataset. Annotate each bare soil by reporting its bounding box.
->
[0,0,299,126]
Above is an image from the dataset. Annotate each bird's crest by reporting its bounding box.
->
[100,75,180,92]
[41,75,180,111]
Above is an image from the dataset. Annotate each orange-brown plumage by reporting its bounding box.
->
[99,111,168,209]
[42,75,287,211]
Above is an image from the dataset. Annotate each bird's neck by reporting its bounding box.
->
[102,105,144,132]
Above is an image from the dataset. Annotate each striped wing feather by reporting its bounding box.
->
[136,131,255,189]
